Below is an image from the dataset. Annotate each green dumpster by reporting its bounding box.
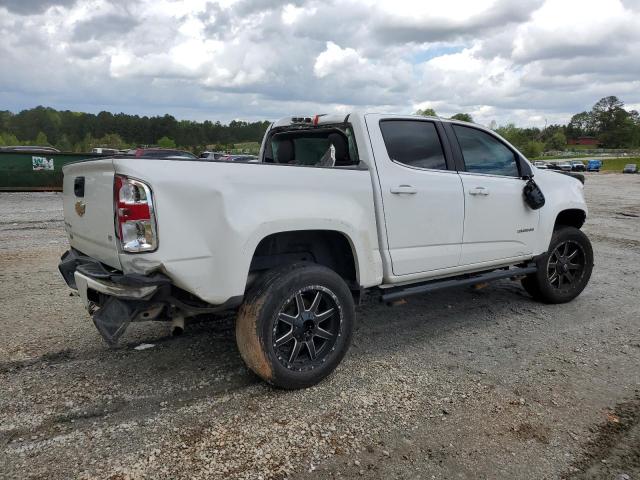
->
[0,151,104,191]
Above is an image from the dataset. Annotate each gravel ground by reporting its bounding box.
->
[1,174,639,480]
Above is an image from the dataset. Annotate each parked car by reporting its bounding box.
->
[200,151,226,160]
[571,161,586,172]
[586,159,601,172]
[0,145,60,153]
[534,161,548,169]
[220,154,259,162]
[59,113,593,389]
[92,147,120,155]
[129,148,197,160]
[623,163,638,174]
[556,162,573,171]
[547,162,571,171]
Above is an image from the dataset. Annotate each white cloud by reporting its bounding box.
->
[313,42,365,78]
[281,3,309,25]
[512,0,633,62]
[0,0,639,126]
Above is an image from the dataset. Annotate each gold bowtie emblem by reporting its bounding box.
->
[75,201,86,216]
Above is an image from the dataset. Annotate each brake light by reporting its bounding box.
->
[114,175,158,252]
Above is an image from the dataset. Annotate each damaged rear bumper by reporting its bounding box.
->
[59,249,242,346]
[59,248,170,293]
[59,249,171,345]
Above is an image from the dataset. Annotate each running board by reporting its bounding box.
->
[380,264,537,303]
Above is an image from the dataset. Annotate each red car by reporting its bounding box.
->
[128,148,197,159]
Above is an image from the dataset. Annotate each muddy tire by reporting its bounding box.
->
[522,226,593,304]
[235,263,355,389]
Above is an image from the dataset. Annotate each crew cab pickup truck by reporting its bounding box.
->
[59,113,593,389]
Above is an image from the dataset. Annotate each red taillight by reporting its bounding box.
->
[114,175,158,252]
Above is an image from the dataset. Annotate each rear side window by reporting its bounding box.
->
[453,125,518,177]
[379,120,446,170]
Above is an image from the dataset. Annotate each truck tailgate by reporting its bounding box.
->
[62,159,122,269]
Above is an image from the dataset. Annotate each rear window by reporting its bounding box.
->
[379,120,446,170]
[284,137,329,165]
[267,127,358,167]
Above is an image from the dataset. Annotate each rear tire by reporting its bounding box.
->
[236,263,355,389]
[522,226,593,304]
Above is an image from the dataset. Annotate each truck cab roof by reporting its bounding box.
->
[272,112,474,129]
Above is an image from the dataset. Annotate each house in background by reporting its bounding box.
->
[568,136,600,147]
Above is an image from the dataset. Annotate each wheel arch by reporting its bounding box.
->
[554,208,586,230]
[247,229,361,289]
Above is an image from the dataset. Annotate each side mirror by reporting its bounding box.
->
[519,156,533,179]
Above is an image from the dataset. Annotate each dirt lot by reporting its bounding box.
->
[1,174,639,480]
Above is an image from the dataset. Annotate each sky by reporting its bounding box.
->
[1,0,639,127]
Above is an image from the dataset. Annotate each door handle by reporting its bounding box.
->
[469,186,490,196]
[390,185,417,194]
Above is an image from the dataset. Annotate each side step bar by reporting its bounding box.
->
[380,264,537,303]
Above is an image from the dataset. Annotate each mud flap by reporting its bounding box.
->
[92,297,137,346]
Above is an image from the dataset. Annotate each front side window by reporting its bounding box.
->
[379,120,447,170]
[453,125,519,177]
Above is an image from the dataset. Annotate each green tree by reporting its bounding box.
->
[591,96,635,147]
[76,133,94,152]
[157,136,176,148]
[521,141,545,158]
[629,110,640,147]
[56,134,73,151]
[35,131,49,146]
[416,108,437,117]
[566,111,594,139]
[0,111,12,132]
[545,131,566,151]
[450,113,473,122]
[0,106,271,152]
[95,133,127,149]
[495,123,526,147]
[0,132,19,146]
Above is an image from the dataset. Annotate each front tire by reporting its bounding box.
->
[522,226,593,304]
[236,263,355,389]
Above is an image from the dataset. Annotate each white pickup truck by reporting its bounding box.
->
[59,113,593,389]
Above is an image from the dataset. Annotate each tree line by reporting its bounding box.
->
[1,96,638,156]
[0,106,271,153]
[418,96,640,158]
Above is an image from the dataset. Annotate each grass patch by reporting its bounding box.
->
[231,141,260,154]
[566,145,598,151]
[600,157,640,172]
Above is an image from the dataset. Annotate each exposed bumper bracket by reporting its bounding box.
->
[74,271,159,303]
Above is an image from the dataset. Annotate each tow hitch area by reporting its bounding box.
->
[59,249,171,346]
[88,297,164,346]
[92,297,139,345]
[73,269,169,346]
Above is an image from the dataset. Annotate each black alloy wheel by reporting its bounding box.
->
[522,226,593,304]
[236,263,355,389]
[546,240,586,292]
[272,286,342,371]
